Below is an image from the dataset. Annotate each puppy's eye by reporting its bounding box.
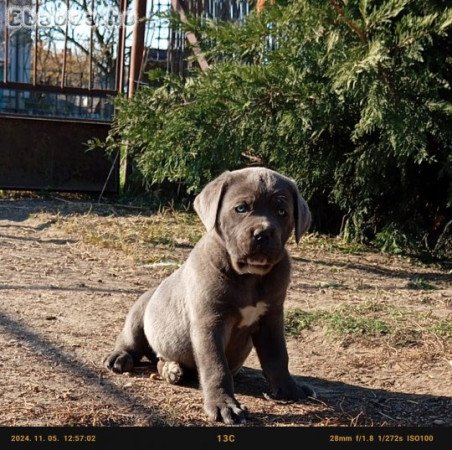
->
[235,203,248,213]
[277,208,287,217]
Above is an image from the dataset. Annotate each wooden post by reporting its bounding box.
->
[171,0,209,72]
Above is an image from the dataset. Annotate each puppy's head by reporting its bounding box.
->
[194,167,311,275]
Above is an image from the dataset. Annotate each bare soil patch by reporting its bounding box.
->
[0,197,451,427]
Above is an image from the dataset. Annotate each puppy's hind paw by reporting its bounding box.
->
[157,359,184,385]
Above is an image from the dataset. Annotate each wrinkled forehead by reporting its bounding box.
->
[224,170,293,204]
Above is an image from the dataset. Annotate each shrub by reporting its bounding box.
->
[95,0,452,259]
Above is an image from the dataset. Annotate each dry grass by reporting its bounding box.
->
[1,198,450,427]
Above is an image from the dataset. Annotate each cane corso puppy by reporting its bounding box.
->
[104,167,313,424]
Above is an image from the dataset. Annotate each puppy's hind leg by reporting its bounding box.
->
[104,290,155,373]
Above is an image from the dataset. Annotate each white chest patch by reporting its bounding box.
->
[238,302,268,328]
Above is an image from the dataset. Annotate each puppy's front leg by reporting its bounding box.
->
[191,321,246,424]
[252,307,314,400]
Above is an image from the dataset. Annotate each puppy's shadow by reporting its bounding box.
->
[236,367,452,426]
[131,363,451,426]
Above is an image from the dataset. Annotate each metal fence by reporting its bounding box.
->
[0,0,250,120]
[0,0,251,193]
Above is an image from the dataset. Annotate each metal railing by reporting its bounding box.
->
[0,0,250,120]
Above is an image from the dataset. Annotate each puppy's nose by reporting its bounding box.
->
[253,227,272,244]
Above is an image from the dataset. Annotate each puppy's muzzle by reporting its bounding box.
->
[233,224,283,274]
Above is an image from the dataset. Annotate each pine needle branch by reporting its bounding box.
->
[330,0,367,43]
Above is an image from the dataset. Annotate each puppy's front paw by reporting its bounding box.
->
[103,350,134,373]
[271,379,316,401]
[204,395,247,425]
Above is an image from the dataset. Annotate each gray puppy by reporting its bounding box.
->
[104,167,313,424]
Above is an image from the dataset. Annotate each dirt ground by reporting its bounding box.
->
[0,196,451,427]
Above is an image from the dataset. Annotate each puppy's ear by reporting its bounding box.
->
[194,171,230,231]
[288,179,311,244]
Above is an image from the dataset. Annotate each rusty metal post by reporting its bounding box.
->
[123,0,147,192]
[128,0,147,98]
[257,0,275,13]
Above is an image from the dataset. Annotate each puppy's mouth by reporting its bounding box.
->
[235,257,273,275]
